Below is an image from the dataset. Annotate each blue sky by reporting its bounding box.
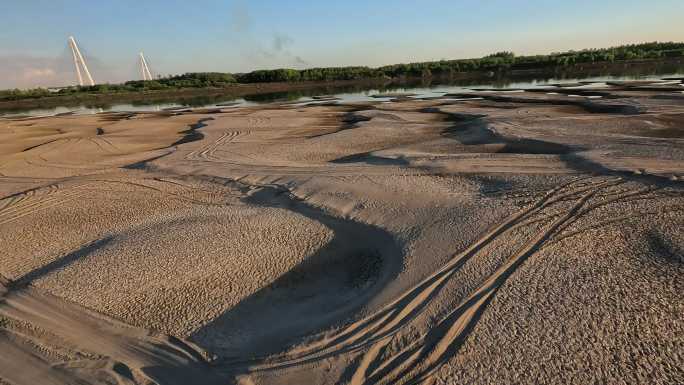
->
[1,0,682,88]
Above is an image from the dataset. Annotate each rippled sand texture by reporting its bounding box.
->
[1,81,683,385]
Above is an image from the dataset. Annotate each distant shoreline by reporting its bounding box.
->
[1,57,681,112]
[0,79,386,112]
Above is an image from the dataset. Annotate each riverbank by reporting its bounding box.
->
[1,57,682,113]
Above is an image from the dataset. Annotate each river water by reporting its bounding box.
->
[2,71,683,118]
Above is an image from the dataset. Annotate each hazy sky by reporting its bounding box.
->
[1,0,682,88]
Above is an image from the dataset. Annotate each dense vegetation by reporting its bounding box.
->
[378,42,684,78]
[2,42,683,102]
[0,73,236,101]
[235,66,383,83]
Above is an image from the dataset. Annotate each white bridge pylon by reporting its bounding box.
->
[139,52,153,81]
[68,36,95,86]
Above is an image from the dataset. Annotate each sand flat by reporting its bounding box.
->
[1,84,683,384]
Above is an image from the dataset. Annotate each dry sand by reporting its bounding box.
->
[0,82,683,384]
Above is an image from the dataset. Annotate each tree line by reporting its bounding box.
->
[2,42,683,101]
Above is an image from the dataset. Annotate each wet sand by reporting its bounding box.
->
[1,81,683,384]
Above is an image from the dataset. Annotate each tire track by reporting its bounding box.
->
[97,136,122,153]
[0,183,92,226]
[0,184,80,215]
[352,189,599,385]
[84,178,241,207]
[232,177,655,385]
[355,182,664,385]
[0,286,225,385]
[88,137,117,155]
[232,178,612,371]
[0,176,239,227]
[548,205,684,246]
[186,131,250,162]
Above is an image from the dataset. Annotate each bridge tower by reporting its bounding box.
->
[68,36,95,86]
[139,52,153,81]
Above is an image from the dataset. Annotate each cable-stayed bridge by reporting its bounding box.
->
[68,36,155,86]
